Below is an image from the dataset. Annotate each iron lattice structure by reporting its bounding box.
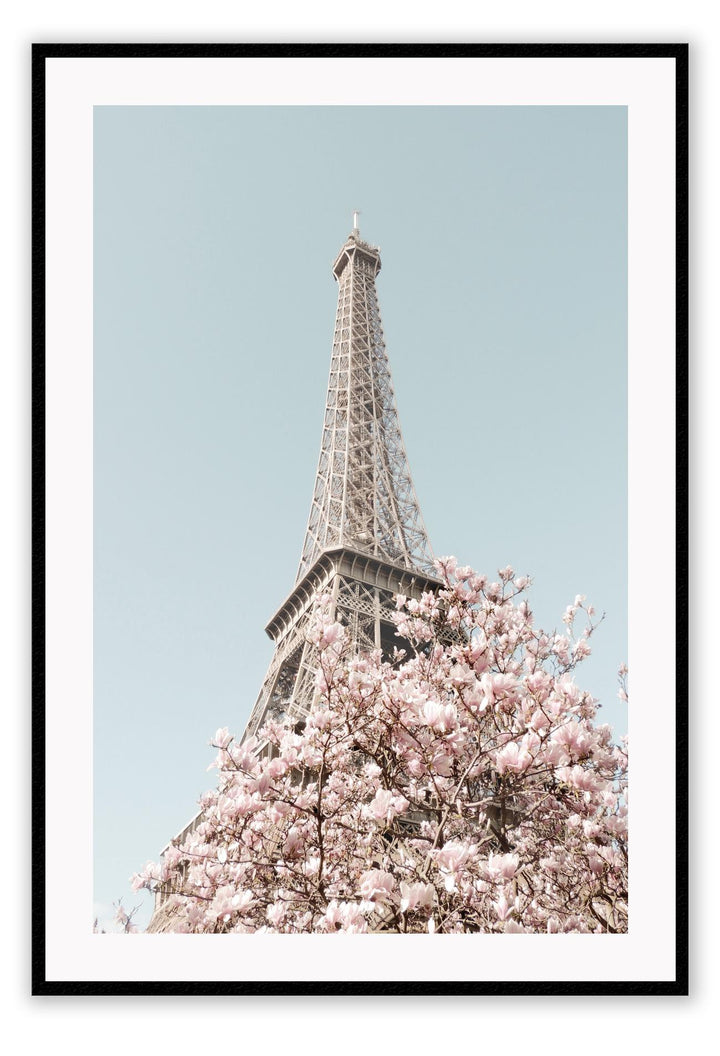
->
[149,225,442,929]
[243,226,440,739]
[297,233,434,580]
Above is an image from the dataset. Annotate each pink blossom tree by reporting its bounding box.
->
[133,560,627,934]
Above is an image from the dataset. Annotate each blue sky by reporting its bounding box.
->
[93,105,627,930]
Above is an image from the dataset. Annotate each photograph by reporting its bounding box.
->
[35,45,686,993]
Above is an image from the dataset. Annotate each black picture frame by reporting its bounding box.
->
[32,42,688,996]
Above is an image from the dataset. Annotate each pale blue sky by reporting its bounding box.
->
[94,105,627,929]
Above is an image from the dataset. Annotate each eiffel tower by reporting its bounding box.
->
[148,220,440,929]
[243,217,440,739]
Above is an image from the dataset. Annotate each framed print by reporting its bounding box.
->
[33,43,688,995]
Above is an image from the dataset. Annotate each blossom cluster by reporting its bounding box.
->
[133,560,627,934]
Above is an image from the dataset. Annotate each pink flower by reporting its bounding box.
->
[212,884,252,922]
[265,757,288,778]
[494,740,532,775]
[551,722,590,758]
[163,845,183,868]
[399,882,435,914]
[430,751,454,776]
[421,699,456,732]
[560,765,607,793]
[320,622,344,649]
[232,890,254,913]
[368,788,408,822]
[480,672,518,708]
[268,801,291,825]
[358,870,396,903]
[283,827,304,857]
[529,708,550,731]
[493,892,514,921]
[322,901,344,929]
[541,740,566,767]
[435,841,473,874]
[486,853,520,881]
[213,727,233,749]
[369,788,393,821]
[266,902,286,927]
[309,708,334,731]
[435,556,458,579]
[588,855,605,876]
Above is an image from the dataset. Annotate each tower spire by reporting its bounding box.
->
[296,228,434,582]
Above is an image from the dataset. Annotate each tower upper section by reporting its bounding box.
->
[296,229,435,582]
